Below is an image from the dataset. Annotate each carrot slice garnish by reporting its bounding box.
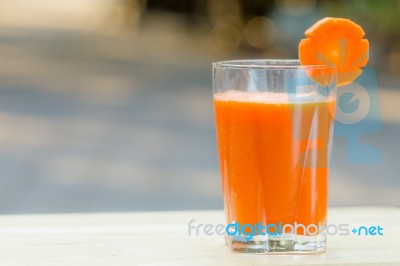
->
[299,17,369,87]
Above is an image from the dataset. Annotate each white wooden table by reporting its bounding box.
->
[0,207,398,265]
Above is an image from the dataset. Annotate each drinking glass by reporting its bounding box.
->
[213,60,337,254]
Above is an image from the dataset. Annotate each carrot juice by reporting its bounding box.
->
[214,90,336,231]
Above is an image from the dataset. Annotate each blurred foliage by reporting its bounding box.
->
[117,0,400,84]
[319,0,400,83]
[322,0,400,34]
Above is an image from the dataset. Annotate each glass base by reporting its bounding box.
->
[225,233,326,254]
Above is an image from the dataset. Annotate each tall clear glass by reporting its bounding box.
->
[213,60,337,254]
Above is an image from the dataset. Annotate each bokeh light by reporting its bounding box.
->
[209,22,242,56]
[244,16,277,49]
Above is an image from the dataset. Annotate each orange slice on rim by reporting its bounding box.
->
[299,17,369,87]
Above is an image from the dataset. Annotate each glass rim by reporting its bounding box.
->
[212,59,336,70]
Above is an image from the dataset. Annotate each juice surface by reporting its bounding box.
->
[214,91,335,229]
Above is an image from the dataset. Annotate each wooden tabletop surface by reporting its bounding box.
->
[0,207,398,265]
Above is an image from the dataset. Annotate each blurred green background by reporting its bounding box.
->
[0,0,398,213]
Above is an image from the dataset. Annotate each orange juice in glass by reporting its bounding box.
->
[213,60,336,253]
